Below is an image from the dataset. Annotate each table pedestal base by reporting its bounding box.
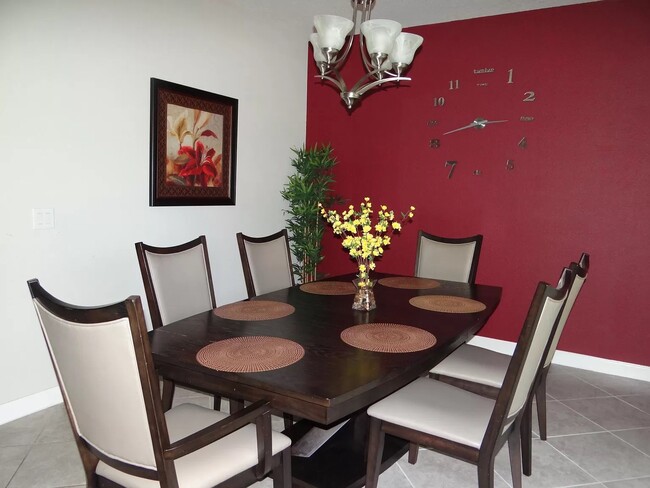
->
[283,412,408,488]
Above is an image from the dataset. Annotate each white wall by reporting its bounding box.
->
[0,0,308,420]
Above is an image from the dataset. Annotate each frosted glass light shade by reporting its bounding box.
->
[314,15,354,51]
[310,34,327,63]
[389,33,424,65]
[360,19,402,55]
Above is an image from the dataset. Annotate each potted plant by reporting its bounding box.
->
[281,144,339,284]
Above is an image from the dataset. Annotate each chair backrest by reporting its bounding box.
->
[237,229,295,298]
[135,236,216,328]
[28,279,169,480]
[543,253,590,368]
[483,267,573,449]
[414,231,483,283]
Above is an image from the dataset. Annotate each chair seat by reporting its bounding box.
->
[96,403,291,488]
[431,344,509,388]
[367,377,495,449]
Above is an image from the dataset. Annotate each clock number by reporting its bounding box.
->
[473,170,482,176]
[507,68,514,84]
[523,91,536,102]
[427,119,439,127]
[518,137,528,149]
[445,161,457,179]
[449,79,460,90]
[506,160,515,171]
[433,97,445,107]
[429,138,441,149]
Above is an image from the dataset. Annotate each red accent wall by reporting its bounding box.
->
[306,0,650,366]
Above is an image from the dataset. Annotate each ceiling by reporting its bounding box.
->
[237,0,599,29]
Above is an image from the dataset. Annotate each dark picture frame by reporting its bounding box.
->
[149,78,237,206]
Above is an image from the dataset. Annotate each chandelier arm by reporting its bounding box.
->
[355,76,411,97]
[349,67,393,93]
[315,75,346,93]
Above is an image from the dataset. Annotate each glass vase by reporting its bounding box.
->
[352,278,377,311]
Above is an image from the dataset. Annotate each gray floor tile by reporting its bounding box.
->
[533,400,606,437]
[375,460,414,488]
[548,432,650,482]
[619,395,650,415]
[494,438,598,488]
[603,477,650,487]
[547,364,591,376]
[546,373,610,400]
[574,372,650,396]
[396,448,509,488]
[0,409,49,447]
[36,405,74,445]
[561,397,650,430]
[0,445,30,487]
[7,440,85,488]
[612,428,650,456]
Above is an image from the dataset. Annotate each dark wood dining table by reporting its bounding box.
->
[148,273,502,488]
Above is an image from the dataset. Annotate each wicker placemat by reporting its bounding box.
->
[340,323,436,353]
[196,336,304,373]
[378,276,441,289]
[409,295,486,313]
[213,300,295,321]
[300,281,357,295]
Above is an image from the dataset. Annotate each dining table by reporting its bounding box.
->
[148,272,502,488]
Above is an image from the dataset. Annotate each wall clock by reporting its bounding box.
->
[426,67,537,178]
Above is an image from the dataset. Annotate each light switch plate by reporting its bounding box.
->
[32,208,55,229]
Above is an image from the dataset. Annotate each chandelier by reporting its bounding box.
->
[310,0,424,110]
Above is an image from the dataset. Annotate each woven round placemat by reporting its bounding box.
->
[196,336,304,373]
[378,276,441,290]
[409,295,486,313]
[340,323,436,353]
[300,281,357,295]
[213,300,295,321]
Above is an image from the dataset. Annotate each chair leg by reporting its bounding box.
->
[508,425,523,488]
[365,418,385,488]
[521,401,533,476]
[229,398,245,413]
[535,367,549,440]
[477,455,495,488]
[272,448,292,488]
[408,442,419,464]
[283,413,294,431]
[213,395,222,411]
[161,379,175,412]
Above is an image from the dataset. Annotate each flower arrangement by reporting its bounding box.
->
[319,197,415,288]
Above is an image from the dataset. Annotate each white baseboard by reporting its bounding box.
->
[1,341,649,426]
[467,336,650,382]
[0,387,62,426]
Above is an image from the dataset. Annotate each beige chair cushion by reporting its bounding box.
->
[96,403,291,487]
[367,377,495,449]
[430,344,509,388]
[145,246,214,325]
[244,238,293,296]
[416,239,477,282]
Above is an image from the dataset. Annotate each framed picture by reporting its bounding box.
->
[149,78,237,206]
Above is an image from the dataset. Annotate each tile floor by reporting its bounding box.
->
[1,365,649,487]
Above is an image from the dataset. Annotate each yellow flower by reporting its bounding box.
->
[392,222,401,231]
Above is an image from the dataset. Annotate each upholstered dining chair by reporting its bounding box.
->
[27,279,292,488]
[365,267,574,488]
[429,253,589,474]
[414,231,483,283]
[236,229,295,298]
[135,235,222,411]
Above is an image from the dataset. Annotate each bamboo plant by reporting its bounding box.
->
[281,145,339,284]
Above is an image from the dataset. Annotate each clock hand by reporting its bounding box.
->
[443,121,480,135]
[443,117,509,135]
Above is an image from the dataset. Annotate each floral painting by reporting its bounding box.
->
[150,78,237,206]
